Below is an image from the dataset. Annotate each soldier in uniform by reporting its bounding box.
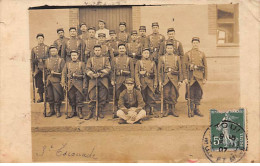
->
[61,27,86,62]
[147,22,165,65]
[31,33,49,103]
[137,26,149,49]
[45,45,65,117]
[158,42,183,117]
[84,26,98,61]
[116,78,146,124]
[135,48,158,118]
[61,50,87,119]
[85,44,111,119]
[95,19,110,40]
[78,22,89,40]
[159,28,184,62]
[53,28,69,57]
[107,30,119,57]
[111,43,134,107]
[97,33,114,60]
[183,37,207,117]
[126,30,142,64]
[117,22,130,44]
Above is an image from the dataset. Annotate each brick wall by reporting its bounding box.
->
[132,6,141,31]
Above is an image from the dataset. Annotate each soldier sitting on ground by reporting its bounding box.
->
[116,78,146,124]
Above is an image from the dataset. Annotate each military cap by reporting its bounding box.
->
[93,44,102,49]
[79,22,87,27]
[69,27,77,31]
[119,22,126,26]
[131,30,138,35]
[36,33,44,38]
[56,28,64,33]
[49,45,57,50]
[109,30,116,34]
[118,42,126,48]
[98,33,106,37]
[70,50,78,54]
[142,47,150,52]
[192,37,200,42]
[139,26,146,31]
[152,22,159,27]
[167,28,175,33]
[88,26,96,31]
[125,78,134,84]
[98,19,106,24]
[165,42,174,46]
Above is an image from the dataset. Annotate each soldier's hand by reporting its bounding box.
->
[184,79,188,84]
[111,81,115,86]
[203,79,207,84]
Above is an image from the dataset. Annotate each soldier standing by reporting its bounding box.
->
[111,43,134,107]
[97,33,114,60]
[61,27,86,62]
[84,26,98,60]
[183,37,207,117]
[137,26,149,49]
[78,23,89,40]
[31,33,49,103]
[126,30,142,64]
[147,22,165,65]
[135,48,158,118]
[95,19,110,40]
[45,45,65,117]
[117,22,130,44]
[61,50,87,119]
[116,78,146,124]
[158,42,183,117]
[85,44,111,120]
[107,30,119,57]
[53,28,69,57]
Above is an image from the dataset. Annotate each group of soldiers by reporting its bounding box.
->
[31,19,208,124]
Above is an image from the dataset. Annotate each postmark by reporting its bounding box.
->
[202,108,248,163]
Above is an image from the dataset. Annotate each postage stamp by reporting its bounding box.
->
[202,108,248,163]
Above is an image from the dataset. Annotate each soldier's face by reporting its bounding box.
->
[125,83,134,91]
[37,36,44,44]
[81,25,87,32]
[192,41,200,49]
[69,29,77,37]
[98,36,106,43]
[168,31,175,39]
[57,31,64,38]
[88,30,95,37]
[110,34,116,40]
[71,53,79,61]
[94,47,101,56]
[166,45,174,54]
[142,50,150,59]
[118,46,126,54]
[98,22,105,29]
[119,25,126,32]
[50,48,58,56]
[131,34,137,41]
[152,26,159,33]
[139,30,146,36]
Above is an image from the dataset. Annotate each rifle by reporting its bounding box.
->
[32,73,35,103]
[187,65,191,118]
[160,63,164,118]
[65,67,69,118]
[42,61,47,117]
[95,77,99,121]
[112,66,116,119]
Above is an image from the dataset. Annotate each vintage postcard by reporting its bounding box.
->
[0,0,259,163]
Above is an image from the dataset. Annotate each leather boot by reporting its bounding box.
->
[78,107,83,119]
[98,107,104,119]
[37,93,43,103]
[171,104,179,117]
[163,104,170,117]
[46,103,55,117]
[85,108,93,120]
[194,105,203,117]
[55,104,61,118]
[67,106,76,118]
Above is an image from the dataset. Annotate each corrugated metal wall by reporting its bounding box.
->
[79,7,132,33]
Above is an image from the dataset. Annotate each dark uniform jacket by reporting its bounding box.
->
[137,35,149,49]
[78,32,89,40]
[84,37,98,60]
[61,60,87,95]
[31,44,49,74]
[111,54,134,90]
[147,33,165,61]
[117,31,130,43]
[159,38,184,57]
[183,48,208,91]
[53,37,69,56]
[135,58,158,92]
[107,39,119,57]
[158,53,183,96]
[86,56,111,92]
[126,41,142,63]
[118,89,145,112]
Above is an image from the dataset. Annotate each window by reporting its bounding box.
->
[216,4,239,46]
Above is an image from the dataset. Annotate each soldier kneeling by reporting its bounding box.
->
[116,78,146,124]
